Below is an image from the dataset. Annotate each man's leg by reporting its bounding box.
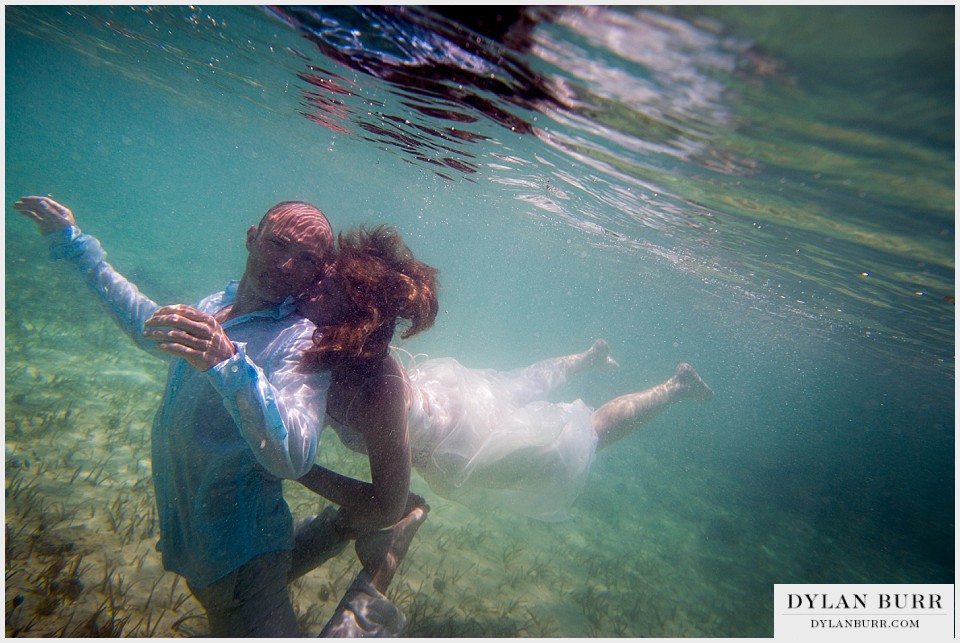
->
[188,550,300,637]
[289,506,350,583]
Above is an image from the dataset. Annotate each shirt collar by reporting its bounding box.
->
[219,280,299,324]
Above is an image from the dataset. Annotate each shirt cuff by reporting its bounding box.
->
[47,225,106,272]
[207,342,256,396]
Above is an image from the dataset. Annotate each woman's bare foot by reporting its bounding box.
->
[567,339,620,373]
[355,497,430,593]
[672,363,714,400]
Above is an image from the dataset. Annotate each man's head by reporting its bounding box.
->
[241,201,334,308]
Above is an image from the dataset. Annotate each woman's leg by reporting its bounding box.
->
[549,338,620,376]
[504,339,619,404]
[591,362,713,451]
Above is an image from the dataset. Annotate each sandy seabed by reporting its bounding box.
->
[5,267,929,638]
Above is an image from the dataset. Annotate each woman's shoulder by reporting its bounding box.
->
[360,357,408,409]
[330,356,407,427]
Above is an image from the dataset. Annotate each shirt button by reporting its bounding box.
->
[231,365,239,373]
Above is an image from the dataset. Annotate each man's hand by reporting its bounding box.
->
[144,305,236,371]
[13,196,77,235]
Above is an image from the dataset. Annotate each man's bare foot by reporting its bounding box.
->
[355,498,430,593]
[672,363,714,400]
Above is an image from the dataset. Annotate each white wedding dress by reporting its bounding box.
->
[328,354,598,522]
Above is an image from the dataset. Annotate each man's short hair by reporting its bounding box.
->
[259,201,334,255]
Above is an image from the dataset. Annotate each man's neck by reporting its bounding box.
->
[222,278,273,322]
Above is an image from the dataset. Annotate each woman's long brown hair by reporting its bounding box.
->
[301,225,439,373]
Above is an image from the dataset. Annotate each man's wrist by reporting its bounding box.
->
[205,344,251,395]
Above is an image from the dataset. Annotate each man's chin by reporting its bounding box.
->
[260,283,295,303]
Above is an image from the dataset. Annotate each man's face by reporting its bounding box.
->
[244,209,332,305]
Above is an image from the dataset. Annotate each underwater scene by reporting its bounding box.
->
[5,5,954,638]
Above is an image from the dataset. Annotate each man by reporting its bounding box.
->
[14,196,346,635]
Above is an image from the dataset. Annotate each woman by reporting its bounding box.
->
[295,225,714,525]
[289,225,439,636]
[292,225,713,635]
[295,225,438,536]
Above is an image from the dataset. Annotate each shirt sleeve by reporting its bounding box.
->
[47,226,165,357]
[206,325,329,480]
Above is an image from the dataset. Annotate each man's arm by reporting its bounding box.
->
[145,306,328,480]
[211,321,329,480]
[13,196,164,355]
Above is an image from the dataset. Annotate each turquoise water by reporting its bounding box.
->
[5,5,954,637]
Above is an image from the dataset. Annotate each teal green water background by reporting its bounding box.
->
[5,5,954,637]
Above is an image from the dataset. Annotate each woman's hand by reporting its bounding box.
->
[354,495,430,593]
